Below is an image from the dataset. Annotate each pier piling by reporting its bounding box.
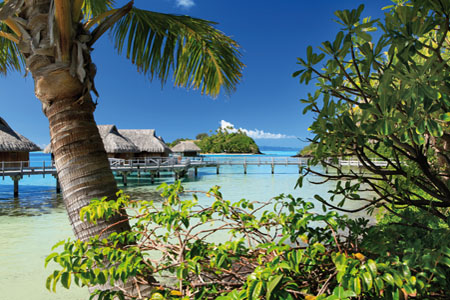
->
[54,175,61,194]
[150,172,155,184]
[121,172,129,186]
[11,175,21,197]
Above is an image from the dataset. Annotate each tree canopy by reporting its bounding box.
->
[196,129,261,154]
[0,0,244,97]
[294,0,450,222]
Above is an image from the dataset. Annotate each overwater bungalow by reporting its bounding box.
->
[119,129,172,157]
[171,140,201,157]
[0,117,40,166]
[98,125,140,159]
[44,125,139,160]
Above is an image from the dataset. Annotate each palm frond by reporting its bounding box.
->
[111,8,243,97]
[0,23,24,74]
[82,0,115,20]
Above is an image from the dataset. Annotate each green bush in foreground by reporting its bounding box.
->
[45,182,450,299]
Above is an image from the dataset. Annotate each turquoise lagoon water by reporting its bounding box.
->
[0,151,367,300]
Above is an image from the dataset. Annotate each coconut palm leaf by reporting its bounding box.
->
[111,8,243,97]
[0,22,23,74]
[82,0,115,20]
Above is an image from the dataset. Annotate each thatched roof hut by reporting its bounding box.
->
[171,140,201,157]
[97,125,139,158]
[45,125,139,159]
[0,117,40,164]
[119,129,172,157]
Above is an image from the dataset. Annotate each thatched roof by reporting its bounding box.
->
[119,129,172,154]
[0,117,40,152]
[172,140,201,153]
[97,125,140,153]
[45,125,139,154]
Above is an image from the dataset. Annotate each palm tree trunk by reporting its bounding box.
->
[12,2,143,297]
[16,0,131,243]
[42,76,130,241]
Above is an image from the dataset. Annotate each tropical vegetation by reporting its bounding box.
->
[0,0,242,297]
[170,130,260,154]
[196,129,261,154]
[0,0,242,262]
[45,0,450,299]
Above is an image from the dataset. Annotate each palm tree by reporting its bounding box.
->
[0,0,243,244]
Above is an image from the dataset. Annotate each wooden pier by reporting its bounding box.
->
[0,156,388,196]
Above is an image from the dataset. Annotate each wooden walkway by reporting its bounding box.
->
[0,156,389,196]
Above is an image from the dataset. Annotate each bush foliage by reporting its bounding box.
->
[46,183,450,299]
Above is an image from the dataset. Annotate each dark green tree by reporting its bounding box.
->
[196,129,260,153]
[295,0,450,224]
[195,132,209,140]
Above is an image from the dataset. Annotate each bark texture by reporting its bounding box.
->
[15,0,130,241]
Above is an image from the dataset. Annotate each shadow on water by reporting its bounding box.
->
[0,185,64,217]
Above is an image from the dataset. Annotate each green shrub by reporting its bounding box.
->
[45,182,450,299]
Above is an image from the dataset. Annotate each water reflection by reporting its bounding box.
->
[0,186,64,216]
[0,183,165,217]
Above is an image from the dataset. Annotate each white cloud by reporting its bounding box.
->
[176,0,195,8]
[219,120,296,139]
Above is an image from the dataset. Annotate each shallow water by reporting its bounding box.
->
[0,151,368,300]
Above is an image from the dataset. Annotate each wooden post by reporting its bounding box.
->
[122,172,128,186]
[150,172,155,184]
[244,158,247,174]
[56,176,61,194]
[271,157,274,174]
[216,166,220,174]
[194,167,198,176]
[12,176,20,197]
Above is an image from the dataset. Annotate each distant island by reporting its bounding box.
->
[170,129,261,154]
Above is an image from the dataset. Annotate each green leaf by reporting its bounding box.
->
[354,277,362,295]
[416,120,426,134]
[45,275,53,291]
[45,253,59,268]
[307,46,313,62]
[252,281,263,299]
[380,119,393,135]
[426,119,443,137]
[367,259,377,276]
[362,271,373,290]
[61,272,71,289]
[382,273,395,286]
[111,8,244,97]
[440,112,450,122]
[266,275,283,299]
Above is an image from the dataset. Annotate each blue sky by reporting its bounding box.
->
[0,0,391,149]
